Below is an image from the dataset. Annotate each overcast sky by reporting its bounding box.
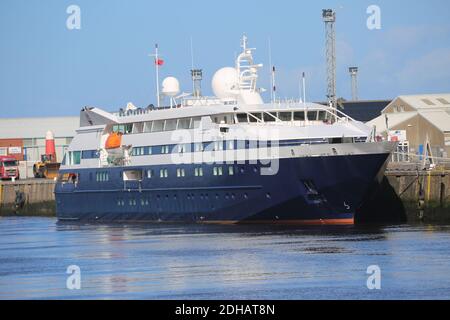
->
[1,0,449,117]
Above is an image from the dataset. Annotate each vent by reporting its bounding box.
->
[437,98,450,105]
[421,99,435,106]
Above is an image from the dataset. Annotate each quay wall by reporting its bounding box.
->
[0,179,55,216]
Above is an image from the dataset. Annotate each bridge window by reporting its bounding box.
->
[177,118,191,129]
[143,121,152,132]
[293,112,305,121]
[278,112,292,121]
[263,113,276,122]
[318,111,327,121]
[249,113,262,122]
[307,111,318,121]
[164,119,177,131]
[237,113,248,123]
[152,120,164,132]
[132,122,144,134]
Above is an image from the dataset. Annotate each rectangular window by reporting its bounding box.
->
[82,150,99,159]
[73,151,81,165]
[178,118,191,129]
[293,112,305,121]
[159,168,168,178]
[263,113,276,122]
[226,140,234,150]
[161,145,170,154]
[237,113,248,123]
[132,122,144,134]
[147,169,153,178]
[143,121,152,132]
[214,141,223,151]
[124,124,133,134]
[132,147,145,156]
[278,112,292,121]
[176,168,185,177]
[191,117,201,129]
[194,167,203,177]
[249,113,261,123]
[307,111,318,121]
[194,143,203,152]
[318,111,327,121]
[213,167,223,176]
[228,166,234,175]
[164,119,177,131]
[152,120,164,132]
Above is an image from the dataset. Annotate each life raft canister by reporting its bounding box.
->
[105,132,123,149]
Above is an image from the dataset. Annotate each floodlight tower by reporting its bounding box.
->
[191,69,203,97]
[322,9,337,109]
[349,67,358,101]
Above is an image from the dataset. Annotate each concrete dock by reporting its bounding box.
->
[1,171,449,222]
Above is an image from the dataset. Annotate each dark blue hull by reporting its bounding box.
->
[55,153,390,224]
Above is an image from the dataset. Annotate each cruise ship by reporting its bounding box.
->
[55,36,395,224]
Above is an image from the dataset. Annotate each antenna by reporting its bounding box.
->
[268,37,274,103]
[149,44,163,108]
[349,66,358,101]
[322,9,337,110]
[302,72,306,104]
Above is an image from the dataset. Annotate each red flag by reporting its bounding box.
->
[155,58,164,66]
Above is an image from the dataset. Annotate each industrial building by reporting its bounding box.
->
[0,116,79,178]
[367,93,450,162]
[320,100,391,122]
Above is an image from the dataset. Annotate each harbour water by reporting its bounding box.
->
[0,217,450,299]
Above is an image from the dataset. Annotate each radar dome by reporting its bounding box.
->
[211,67,238,99]
[162,77,180,97]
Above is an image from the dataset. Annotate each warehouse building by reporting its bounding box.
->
[0,116,79,178]
[367,93,450,162]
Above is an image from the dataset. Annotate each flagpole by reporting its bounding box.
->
[155,43,160,108]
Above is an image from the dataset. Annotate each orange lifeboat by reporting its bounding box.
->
[105,132,122,149]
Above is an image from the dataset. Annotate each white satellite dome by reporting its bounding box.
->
[211,67,239,99]
[162,77,180,97]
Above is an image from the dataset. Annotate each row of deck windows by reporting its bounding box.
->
[143,166,236,179]
[112,110,329,136]
[112,117,202,135]
[115,191,256,208]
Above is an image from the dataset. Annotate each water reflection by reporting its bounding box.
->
[1,218,449,299]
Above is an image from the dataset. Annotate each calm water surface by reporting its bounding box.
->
[0,217,450,299]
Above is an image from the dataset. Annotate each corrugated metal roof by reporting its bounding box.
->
[382,93,450,112]
[0,117,79,139]
[366,112,416,134]
[419,111,450,132]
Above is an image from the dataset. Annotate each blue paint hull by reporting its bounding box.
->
[55,153,390,224]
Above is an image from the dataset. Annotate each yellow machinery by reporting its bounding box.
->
[33,154,60,179]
